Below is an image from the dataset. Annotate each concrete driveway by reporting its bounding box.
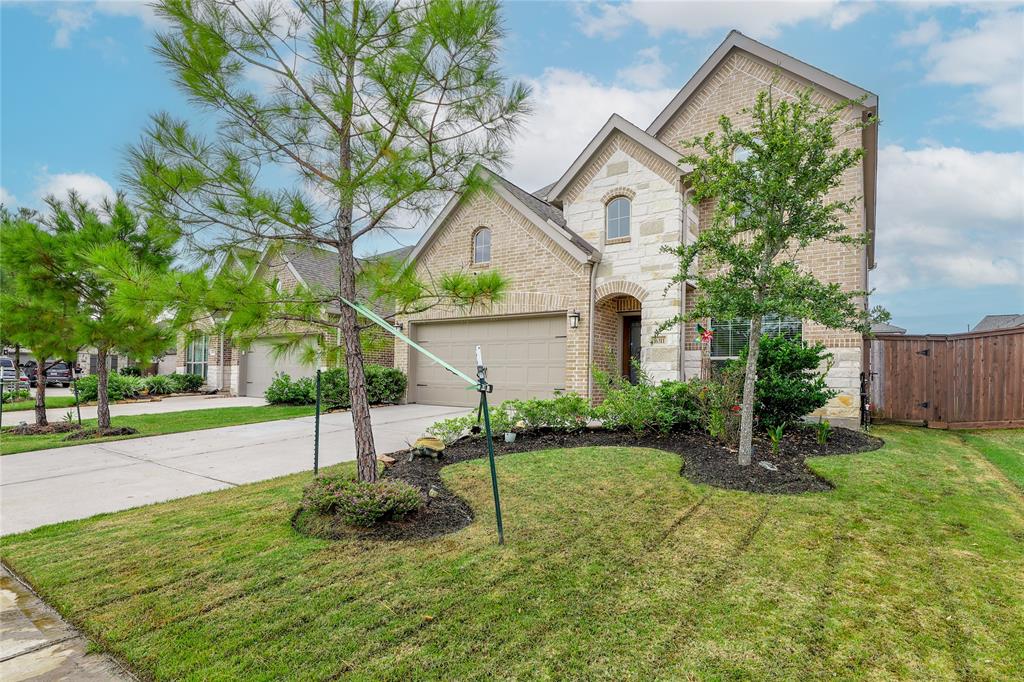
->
[0,403,467,535]
[1,394,268,427]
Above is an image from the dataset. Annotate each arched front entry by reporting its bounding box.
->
[593,291,643,385]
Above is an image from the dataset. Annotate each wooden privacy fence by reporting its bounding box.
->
[868,327,1023,429]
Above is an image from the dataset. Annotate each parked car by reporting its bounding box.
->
[22,360,74,387]
[1,356,30,391]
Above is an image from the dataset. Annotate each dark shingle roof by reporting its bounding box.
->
[972,314,1024,332]
[278,242,411,315]
[491,174,599,258]
[870,322,906,335]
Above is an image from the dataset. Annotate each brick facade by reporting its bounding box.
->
[654,50,869,423]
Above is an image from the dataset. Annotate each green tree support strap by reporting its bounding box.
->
[339,298,478,388]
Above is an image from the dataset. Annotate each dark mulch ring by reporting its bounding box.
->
[4,422,81,436]
[293,425,883,543]
[63,426,138,441]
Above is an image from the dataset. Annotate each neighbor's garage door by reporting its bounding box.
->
[410,315,566,407]
[243,336,318,398]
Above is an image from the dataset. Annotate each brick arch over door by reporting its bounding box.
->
[595,280,649,304]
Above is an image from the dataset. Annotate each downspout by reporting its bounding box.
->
[219,333,226,393]
[587,260,598,403]
[679,185,695,381]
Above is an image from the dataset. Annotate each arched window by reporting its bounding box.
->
[473,227,491,264]
[606,196,631,240]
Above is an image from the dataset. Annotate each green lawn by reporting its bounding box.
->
[958,429,1024,491]
[2,395,79,412]
[2,426,1022,680]
[0,405,314,455]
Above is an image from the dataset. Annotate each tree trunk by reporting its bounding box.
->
[33,361,47,426]
[335,13,377,483]
[96,347,111,431]
[338,233,377,482]
[737,316,763,466]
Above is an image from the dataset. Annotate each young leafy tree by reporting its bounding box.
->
[48,194,180,430]
[0,216,81,425]
[128,0,528,482]
[662,87,876,466]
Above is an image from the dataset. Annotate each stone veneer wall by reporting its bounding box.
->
[654,50,869,423]
[395,187,592,398]
[561,131,686,384]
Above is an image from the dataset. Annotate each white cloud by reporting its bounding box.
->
[897,18,940,46]
[576,0,872,40]
[920,10,1024,128]
[873,144,1024,293]
[505,68,677,191]
[0,186,19,207]
[44,0,170,49]
[34,171,116,209]
[49,6,92,48]
[616,46,670,88]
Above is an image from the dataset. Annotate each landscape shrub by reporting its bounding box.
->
[301,475,422,527]
[426,413,477,444]
[363,365,407,405]
[119,366,142,377]
[593,365,672,434]
[264,373,316,405]
[168,373,204,393]
[502,393,592,432]
[736,335,836,431]
[691,372,742,444]
[74,373,146,402]
[653,380,701,431]
[144,375,174,395]
[1,388,30,403]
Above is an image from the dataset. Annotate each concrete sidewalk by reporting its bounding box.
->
[0,403,466,535]
[1,394,268,427]
[0,565,130,681]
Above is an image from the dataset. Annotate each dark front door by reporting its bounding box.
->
[623,316,642,383]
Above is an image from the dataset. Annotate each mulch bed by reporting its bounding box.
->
[294,426,883,542]
[4,422,81,436]
[63,426,138,441]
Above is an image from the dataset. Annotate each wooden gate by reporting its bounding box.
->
[868,327,1023,429]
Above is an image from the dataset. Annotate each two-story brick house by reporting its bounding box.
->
[396,31,878,427]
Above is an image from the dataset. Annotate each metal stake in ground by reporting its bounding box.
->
[72,377,82,427]
[476,345,505,546]
[314,369,321,476]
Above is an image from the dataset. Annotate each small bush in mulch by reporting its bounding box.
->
[293,425,883,543]
[5,422,81,436]
[63,426,138,441]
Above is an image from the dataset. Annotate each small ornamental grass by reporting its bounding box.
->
[301,475,422,527]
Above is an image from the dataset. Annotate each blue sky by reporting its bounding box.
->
[2,0,1022,333]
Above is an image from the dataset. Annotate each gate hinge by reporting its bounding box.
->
[916,349,930,357]
[918,401,929,408]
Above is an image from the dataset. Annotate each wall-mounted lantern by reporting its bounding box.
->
[567,309,581,330]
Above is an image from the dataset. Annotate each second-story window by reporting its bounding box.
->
[606,196,631,241]
[473,227,491,264]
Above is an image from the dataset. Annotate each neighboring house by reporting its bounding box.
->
[176,243,410,397]
[870,322,907,336]
[397,31,878,427]
[972,314,1024,332]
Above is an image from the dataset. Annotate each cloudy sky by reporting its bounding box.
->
[1,0,1022,333]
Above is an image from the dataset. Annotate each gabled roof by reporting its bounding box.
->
[972,314,1024,332]
[871,322,907,335]
[544,114,690,204]
[646,30,878,137]
[407,167,599,266]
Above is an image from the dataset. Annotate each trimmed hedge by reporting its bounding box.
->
[264,365,407,407]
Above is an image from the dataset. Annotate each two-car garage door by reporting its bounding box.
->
[409,315,566,407]
[242,336,318,398]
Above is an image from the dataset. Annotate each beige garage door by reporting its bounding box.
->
[243,337,319,398]
[410,315,566,407]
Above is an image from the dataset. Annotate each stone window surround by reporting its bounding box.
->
[602,187,636,244]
